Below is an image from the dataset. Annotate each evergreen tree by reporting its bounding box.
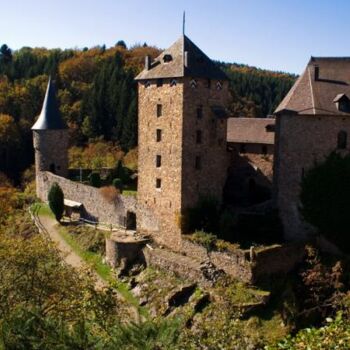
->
[48,182,64,222]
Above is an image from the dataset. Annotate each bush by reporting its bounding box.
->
[189,230,217,251]
[48,182,64,222]
[300,152,350,252]
[99,186,119,203]
[89,172,101,188]
[112,178,123,192]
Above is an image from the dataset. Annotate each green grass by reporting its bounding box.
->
[33,202,54,218]
[122,190,137,197]
[34,203,147,318]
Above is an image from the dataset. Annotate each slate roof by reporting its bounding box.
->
[135,35,228,81]
[275,57,350,116]
[227,118,275,145]
[32,77,67,130]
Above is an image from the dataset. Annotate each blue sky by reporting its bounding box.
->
[1,0,350,74]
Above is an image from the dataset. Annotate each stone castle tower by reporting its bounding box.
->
[135,35,230,249]
[32,77,68,197]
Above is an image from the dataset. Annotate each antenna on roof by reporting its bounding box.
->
[183,11,186,36]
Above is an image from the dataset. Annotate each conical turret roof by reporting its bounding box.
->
[32,77,66,130]
[135,35,228,81]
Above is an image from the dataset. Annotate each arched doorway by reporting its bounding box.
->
[126,211,136,230]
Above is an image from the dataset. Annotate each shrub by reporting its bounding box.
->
[112,178,123,192]
[48,183,64,222]
[189,230,217,251]
[89,172,101,188]
[300,152,350,253]
[99,186,119,203]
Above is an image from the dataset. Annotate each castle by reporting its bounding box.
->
[32,34,350,249]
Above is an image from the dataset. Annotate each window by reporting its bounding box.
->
[190,79,197,88]
[170,79,177,87]
[195,156,202,170]
[196,106,203,119]
[156,79,163,87]
[156,155,162,167]
[156,129,162,142]
[157,104,162,117]
[156,178,161,189]
[240,144,246,154]
[216,81,223,90]
[145,80,151,88]
[262,145,267,155]
[196,130,202,144]
[163,54,172,63]
[337,130,347,149]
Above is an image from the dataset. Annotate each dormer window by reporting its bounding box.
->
[190,79,197,89]
[216,81,223,90]
[170,79,177,87]
[163,54,172,63]
[333,93,350,113]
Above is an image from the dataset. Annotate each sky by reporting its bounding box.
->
[1,0,350,74]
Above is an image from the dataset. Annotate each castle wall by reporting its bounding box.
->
[37,171,137,225]
[274,114,350,240]
[137,79,184,249]
[182,78,230,209]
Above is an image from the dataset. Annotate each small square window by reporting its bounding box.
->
[196,130,202,144]
[156,79,163,87]
[156,178,161,189]
[157,104,162,117]
[156,155,161,167]
[156,129,162,142]
[197,106,203,119]
[195,156,202,170]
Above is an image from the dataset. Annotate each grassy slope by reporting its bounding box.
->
[35,203,147,318]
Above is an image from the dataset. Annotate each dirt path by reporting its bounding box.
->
[38,214,106,289]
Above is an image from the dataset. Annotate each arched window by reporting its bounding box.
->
[337,130,347,149]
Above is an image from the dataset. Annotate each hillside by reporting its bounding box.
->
[0,42,295,181]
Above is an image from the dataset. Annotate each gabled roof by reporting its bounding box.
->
[32,77,67,130]
[135,35,228,81]
[333,93,349,103]
[227,118,275,145]
[275,57,350,116]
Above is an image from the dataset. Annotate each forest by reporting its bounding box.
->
[0,41,295,182]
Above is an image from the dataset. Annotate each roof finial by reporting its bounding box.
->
[183,11,185,36]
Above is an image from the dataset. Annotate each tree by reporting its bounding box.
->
[115,40,127,49]
[89,172,101,188]
[0,44,12,63]
[48,182,64,222]
[300,152,350,252]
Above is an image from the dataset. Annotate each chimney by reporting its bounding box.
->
[184,51,189,68]
[314,65,319,81]
[145,56,151,70]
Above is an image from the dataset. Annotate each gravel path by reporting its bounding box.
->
[38,214,106,289]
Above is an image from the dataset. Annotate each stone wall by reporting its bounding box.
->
[181,239,305,283]
[37,171,137,225]
[274,114,350,240]
[33,130,69,195]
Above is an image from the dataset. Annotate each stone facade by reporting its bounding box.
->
[33,130,69,196]
[274,114,350,240]
[137,77,230,250]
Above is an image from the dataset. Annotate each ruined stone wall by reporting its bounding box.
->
[33,130,69,196]
[37,171,137,225]
[274,114,350,240]
[182,78,231,209]
[137,79,184,249]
